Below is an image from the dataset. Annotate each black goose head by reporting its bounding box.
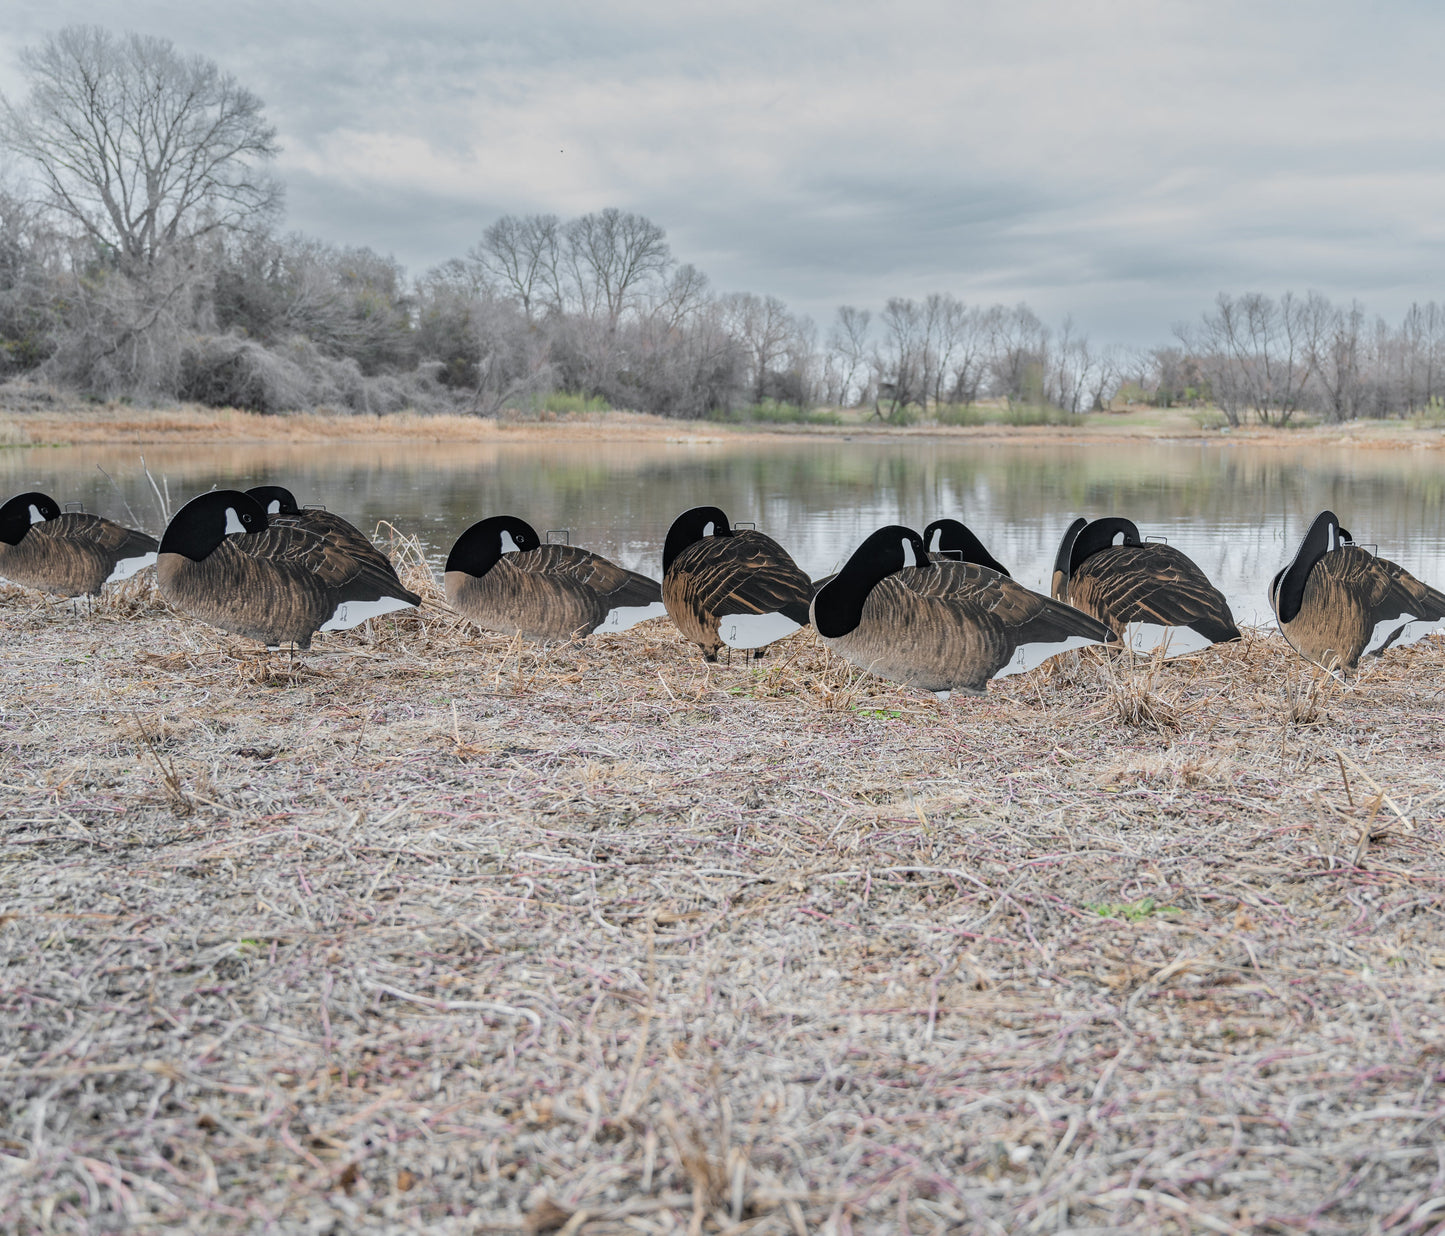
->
[159,491,268,561]
[246,485,301,516]
[663,505,732,573]
[445,515,542,578]
[814,525,927,639]
[1272,510,1343,624]
[923,518,1009,577]
[1069,517,1143,574]
[0,492,61,546]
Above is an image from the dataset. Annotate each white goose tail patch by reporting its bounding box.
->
[599,600,667,632]
[1123,621,1214,658]
[718,611,801,649]
[319,595,417,631]
[106,551,157,583]
[1364,612,1445,657]
[995,633,1103,679]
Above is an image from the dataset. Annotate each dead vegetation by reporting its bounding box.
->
[3,571,1445,1234]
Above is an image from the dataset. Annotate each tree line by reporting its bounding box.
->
[1,26,1441,426]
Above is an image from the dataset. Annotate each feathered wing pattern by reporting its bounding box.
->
[446,544,663,640]
[0,513,158,596]
[163,523,420,649]
[663,531,813,656]
[828,561,1114,694]
[1279,546,1445,672]
[1069,544,1240,649]
[272,510,402,582]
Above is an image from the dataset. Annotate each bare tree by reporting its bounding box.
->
[988,303,1049,405]
[1307,296,1364,424]
[653,263,709,332]
[722,292,797,403]
[1,26,280,268]
[472,213,562,321]
[826,305,872,406]
[564,208,671,327]
[872,297,927,420]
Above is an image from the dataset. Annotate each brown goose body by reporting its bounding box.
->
[445,540,663,641]
[0,513,158,597]
[157,491,421,650]
[814,526,1116,697]
[1053,517,1238,656]
[1271,514,1445,673]
[661,507,813,661]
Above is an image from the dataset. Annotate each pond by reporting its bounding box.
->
[4,436,1444,626]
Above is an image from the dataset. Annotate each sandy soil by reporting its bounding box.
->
[3,552,1445,1233]
[4,382,1443,451]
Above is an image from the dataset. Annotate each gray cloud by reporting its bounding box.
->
[2,1,1442,345]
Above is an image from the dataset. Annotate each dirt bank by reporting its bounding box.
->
[4,383,1443,451]
[3,559,1444,1232]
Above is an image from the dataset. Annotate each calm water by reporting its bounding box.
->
[5,437,1444,626]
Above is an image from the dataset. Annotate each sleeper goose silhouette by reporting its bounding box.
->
[156,490,421,650]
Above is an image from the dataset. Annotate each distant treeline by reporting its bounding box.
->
[1,27,1442,426]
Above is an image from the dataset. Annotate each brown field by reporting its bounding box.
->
[4,381,1445,451]
[3,548,1445,1234]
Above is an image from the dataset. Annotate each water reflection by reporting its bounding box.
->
[4,438,1443,626]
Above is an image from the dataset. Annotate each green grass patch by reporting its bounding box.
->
[710,400,841,426]
[933,402,1077,427]
[1087,897,1182,922]
[531,391,613,415]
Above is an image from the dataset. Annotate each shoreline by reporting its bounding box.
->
[4,387,1444,450]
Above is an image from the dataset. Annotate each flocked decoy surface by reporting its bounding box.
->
[1052,516,1240,656]
[0,491,157,597]
[813,524,1117,698]
[1269,509,1445,675]
[922,518,1011,576]
[245,486,403,583]
[444,515,665,641]
[662,505,813,661]
[157,490,421,650]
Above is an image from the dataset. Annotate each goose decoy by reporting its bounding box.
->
[0,491,157,597]
[662,505,813,661]
[1269,510,1445,674]
[922,518,1010,575]
[813,525,1116,698]
[156,490,421,650]
[245,486,403,582]
[445,515,665,640]
[1052,516,1239,656]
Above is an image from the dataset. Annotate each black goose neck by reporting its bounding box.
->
[1276,510,1339,623]
[923,518,1009,576]
[246,485,300,515]
[663,506,731,573]
[815,525,923,639]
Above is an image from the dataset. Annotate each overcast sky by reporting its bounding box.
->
[2,1,1441,346]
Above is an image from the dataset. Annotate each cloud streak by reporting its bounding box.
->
[2,0,1441,343]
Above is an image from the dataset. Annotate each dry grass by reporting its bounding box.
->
[3,564,1445,1234]
[7,381,1445,452]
